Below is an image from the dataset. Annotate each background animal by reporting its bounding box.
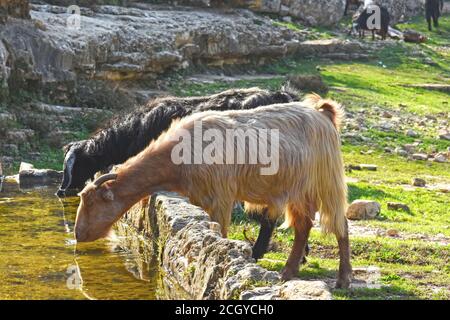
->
[352,4,390,40]
[74,94,352,288]
[425,0,444,31]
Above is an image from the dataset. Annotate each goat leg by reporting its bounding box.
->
[281,206,313,281]
[251,208,277,260]
[335,220,353,289]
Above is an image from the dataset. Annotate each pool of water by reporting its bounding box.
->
[0,186,159,300]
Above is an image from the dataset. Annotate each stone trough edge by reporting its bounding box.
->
[117,192,332,300]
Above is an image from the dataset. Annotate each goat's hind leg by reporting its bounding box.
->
[280,203,313,281]
[335,219,352,289]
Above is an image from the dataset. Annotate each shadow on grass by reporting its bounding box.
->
[348,184,390,203]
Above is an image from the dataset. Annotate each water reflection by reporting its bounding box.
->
[0,187,159,300]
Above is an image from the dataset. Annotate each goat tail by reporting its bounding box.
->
[316,156,348,238]
[304,93,344,131]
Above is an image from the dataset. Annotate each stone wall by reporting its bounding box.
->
[117,192,332,300]
[0,0,30,22]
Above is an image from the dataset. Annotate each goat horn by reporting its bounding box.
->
[93,173,118,188]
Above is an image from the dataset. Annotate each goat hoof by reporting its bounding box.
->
[335,276,351,289]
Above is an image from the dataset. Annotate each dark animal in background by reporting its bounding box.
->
[344,0,363,16]
[425,0,444,31]
[57,87,297,196]
[352,5,390,40]
[57,87,299,260]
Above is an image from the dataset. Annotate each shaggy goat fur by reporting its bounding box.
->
[58,87,298,195]
[75,95,351,286]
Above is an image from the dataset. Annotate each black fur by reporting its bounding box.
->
[57,87,298,195]
[352,5,390,40]
[426,0,444,31]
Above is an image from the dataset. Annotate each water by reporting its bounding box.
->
[0,186,159,300]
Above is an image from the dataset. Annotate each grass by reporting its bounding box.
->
[4,12,450,300]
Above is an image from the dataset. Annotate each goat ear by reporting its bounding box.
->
[102,189,114,201]
[63,142,74,153]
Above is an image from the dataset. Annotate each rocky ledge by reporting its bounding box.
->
[0,3,380,109]
[116,192,332,300]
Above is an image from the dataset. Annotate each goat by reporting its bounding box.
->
[351,4,390,40]
[74,94,352,288]
[425,0,444,31]
[58,87,298,261]
[57,87,297,197]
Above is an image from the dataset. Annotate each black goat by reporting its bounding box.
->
[57,87,297,195]
[351,4,390,40]
[57,87,299,260]
[426,0,444,31]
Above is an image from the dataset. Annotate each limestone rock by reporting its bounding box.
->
[434,153,447,163]
[241,280,332,300]
[438,130,450,141]
[412,178,426,187]
[412,153,428,161]
[346,200,381,220]
[0,0,30,22]
[405,129,419,137]
[18,162,63,187]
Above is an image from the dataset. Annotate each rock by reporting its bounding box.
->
[403,143,418,153]
[360,164,377,171]
[403,29,427,43]
[241,280,331,300]
[405,129,419,138]
[379,122,394,131]
[0,0,30,22]
[395,148,408,157]
[5,129,34,144]
[434,153,447,163]
[346,200,381,220]
[0,4,307,108]
[386,229,399,237]
[438,130,450,141]
[412,178,426,187]
[287,74,329,94]
[382,111,393,118]
[18,162,63,187]
[117,192,287,300]
[412,153,428,161]
[1,144,18,156]
[384,147,393,153]
[387,202,410,212]
[377,0,424,24]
